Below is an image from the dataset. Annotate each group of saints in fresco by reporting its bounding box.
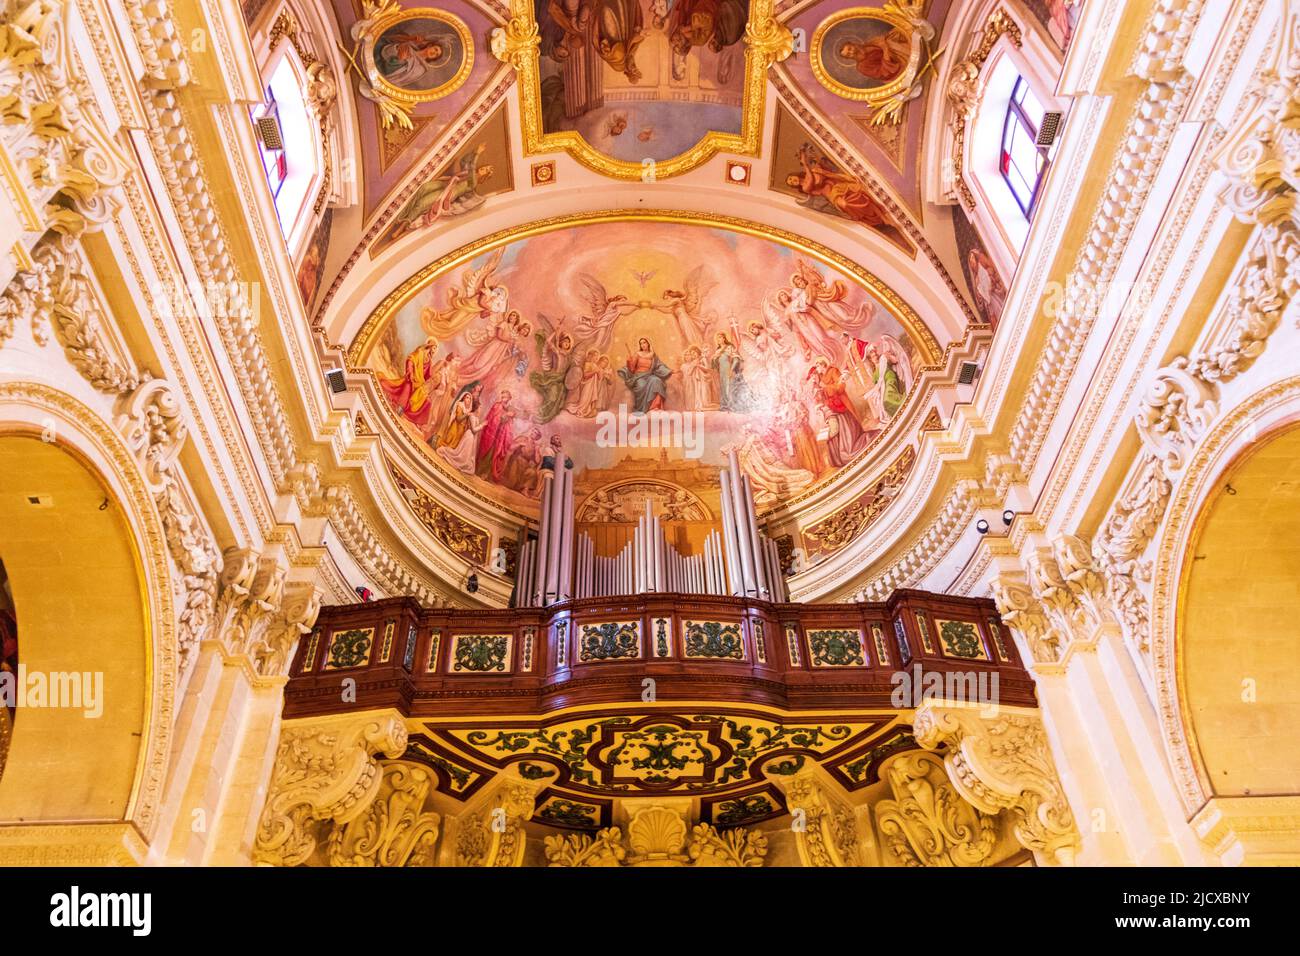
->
[378,249,916,504]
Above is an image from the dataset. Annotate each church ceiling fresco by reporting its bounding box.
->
[354,217,938,515]
[325,0,508,220]
[774,0,956,215]
[494,0,792,178]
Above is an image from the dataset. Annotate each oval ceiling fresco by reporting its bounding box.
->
[357,218,936,515]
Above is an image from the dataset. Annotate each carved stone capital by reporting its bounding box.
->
[874,750,999,867]
[990,572,1060,663]
[767,770,861,867]
[325,762,441,867]
[913,705,1080,865]
[454,775,540,867]
[253,712,409,866]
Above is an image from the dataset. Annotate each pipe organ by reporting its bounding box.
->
[514,457,789,606]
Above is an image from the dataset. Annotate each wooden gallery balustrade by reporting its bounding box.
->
[284,589,1034,718]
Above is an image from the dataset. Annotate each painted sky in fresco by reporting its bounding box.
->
[367,222,924,512]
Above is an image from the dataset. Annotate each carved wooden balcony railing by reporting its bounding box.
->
[284,589,1033,718]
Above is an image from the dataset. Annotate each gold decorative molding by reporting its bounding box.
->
[325,762,442,866]
[946,9,1022,209]
[766,769,862,867]
[490,0,790,179]
[809,3,939,124]
[874,750,999,866]
[544,804,767,866]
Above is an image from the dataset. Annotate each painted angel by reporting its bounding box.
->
[529,312,578,423]
[419,248,508,342]
[571,274,638,352]
[653,265,717,341]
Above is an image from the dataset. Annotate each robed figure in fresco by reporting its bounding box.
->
[619,338,672,413]
[380,336,442,433]
[836,27,912,83]
[787,144,902,238]
[807,358,870,467]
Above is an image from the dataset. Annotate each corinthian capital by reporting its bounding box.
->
[253,712,409,867]
[913,704,1080,865]
[990,572,1060,663]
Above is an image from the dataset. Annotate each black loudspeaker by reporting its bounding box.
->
[326,369,347,394]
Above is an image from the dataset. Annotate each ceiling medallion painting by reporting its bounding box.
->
[809,2,940,125]
[490,0,793,179]
[347,2,475,129]
[352,214,939,516]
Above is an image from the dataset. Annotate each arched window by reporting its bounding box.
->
[248,52,319,244]
[999,77,1050,218]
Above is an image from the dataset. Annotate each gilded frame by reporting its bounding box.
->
[361,7,475,106]
[809,6,926,104]
[491,0,791,180]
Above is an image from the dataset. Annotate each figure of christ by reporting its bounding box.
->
[679,344,720,411]
[459,310,526,385]
[375,31,447,88]
[502,427,548,497]
[786,145,908,244]
[837,27,912,83]
[435,382,486,474]
[475,389,518,481]
[379,336,442,432]
[618,337,672,413]
[807,358,871,467]
[566,348,613,417]
[543,0,602,118]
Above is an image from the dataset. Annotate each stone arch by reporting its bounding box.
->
[0,384,177,850]
[1149,376,1300,815]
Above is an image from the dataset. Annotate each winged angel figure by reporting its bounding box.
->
[653,265,718,341]
[418,248,508,342]
[571,274,638,353]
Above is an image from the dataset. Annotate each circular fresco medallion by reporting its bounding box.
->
[809,6,926,102]
[361,7,473,104]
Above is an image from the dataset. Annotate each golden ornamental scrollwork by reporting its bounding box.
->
[809,2,940,125]
[342,1,474,130]
[913,704,1080,865]
[874,751,999,867]
[490,0,790,180]
[253,713,409,867]
[543,805,767,866]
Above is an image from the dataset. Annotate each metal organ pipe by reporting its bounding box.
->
[741,472,768,599]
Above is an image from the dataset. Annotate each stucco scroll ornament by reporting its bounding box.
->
[253,714,409,867]
[767,771,861,867]
[913,705,1080,865]
[0,0,130,236]
[214,546,290,667]
[325,762,442,867]
[543,805,768,867]
[874,751,999,867]
[1134,362,1219,476]
[455,780,539,866]
[989,573,1060,664]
